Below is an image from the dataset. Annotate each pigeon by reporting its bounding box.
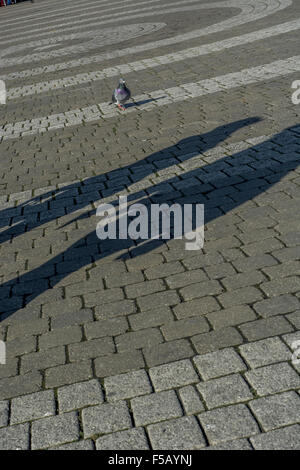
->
[111,78,131,111]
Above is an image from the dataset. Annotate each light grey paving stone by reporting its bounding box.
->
[131,390,183,427]
[193,348,247,380]
[31,412,80,450]
[282,331,300,348]
[11,390,55,424]
[104,370,152,402]
[82,401,132,438]
[52,439,94,450]
[250,425,300,450]
[199,404,259,445]
[249,392,300,431]
[245,363,300,396]
[239,337,291,368]
[0,401,9,428]
[0,423,30,450]
[197,374,253,409]
[286,310,300,329]
[58,379,103,412]
[149,359,199,391]
[148,416,206,450]
[178,386,205,415]
[205,438,253,450]
[96,428,149,450]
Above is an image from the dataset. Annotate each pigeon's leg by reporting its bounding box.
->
[117,103,126,111]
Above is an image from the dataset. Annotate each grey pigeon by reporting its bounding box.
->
[111,78,131,110]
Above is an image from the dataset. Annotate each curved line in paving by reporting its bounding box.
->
[0,0,132,27]
[0,0,292,68]
[6,18,300,101]
[1,54,300,141]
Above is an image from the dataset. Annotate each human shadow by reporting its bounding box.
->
[1,117,300,319]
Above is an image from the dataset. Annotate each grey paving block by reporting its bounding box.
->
[192,327,243,354]
[173,297,220,320]
[128,307,174,330]
[31,412,80,450]
[249,392,300,431]
[0,371,43,400]
[95,350,145,377]
[96,428,149,450]
[148,416,206,450]
[253,294,300,318]
[58,379,103,412]
[149,359,199,391]
[206,305,256,329]
[239,337,291,368]
[160,316,209,341]
[115,327,163,352]
[0,423,30,450]
[178,386,205,415]
[143,339,194,367]
[205,438,253,450]
[20,346,66,374]
[84,317,129,340]
[45,361,93,388]
[245,362,300,396]
[131,390,183,426]
[250,424,300,450]
[104,370,152,401]
[82,401,131,438]
[52,439,94,450]
[199,404,259,445]
[68,337,115,361]
[193,348,247,380]
[0,401,9,428]
[239,317,293,341]
[11,390,55,424]
[197,374,253,409]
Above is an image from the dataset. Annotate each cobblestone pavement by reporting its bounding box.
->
[0,0,300,450]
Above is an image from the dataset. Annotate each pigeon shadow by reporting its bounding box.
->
[125,96,167,109]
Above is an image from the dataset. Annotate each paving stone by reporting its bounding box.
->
[6,336,37,357]
[82,401,132,438]
[11,390,55,425]
[50,309,94,329]
[166,269,208,289]
[249,392,300,431]
[172,297,220,319]
[178,385,205,415]
[125,279,166,298]
[180,280,223,301]
[0,423,30,450]
[7,318,49,340]
[239,337,292,368]
[95,299,137,319]
[45,361,93,388]
[58,379,103,412]
[0,401,9,428]
[131,390,182,426]
[31,412,80,450]
[0,358,18,379]
[193,348,247,380]
[42,298,82,316]
[68,337,115,361]
[143,339,194,367]
[245,363,300,396]
[253,294,300,318]
[192,327,243,354]
[286,310,300,329]
[137,290,180,311]
[218,286,263,308]
[199,404,259,445]
[0,371,42,400]
[115,327,163,352]
[250,425,300,450]
[206,305,257,329]
[260,277,300,297]
[128,307,174,330]
[144,261,184,280]
[39,325,82,350]
[96,428,149,450]
[161,317,209,341]
[52,439,94,450]
[104,370,152,401]
[84,317,129,340]
[148,416,206,450]
[221,270,266,291]
[239,317,294,341]
[205,438,253,450]
[95,350,145,377]
[197,374,253,409]
[20,346,66,374]
[149,359,199,392]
